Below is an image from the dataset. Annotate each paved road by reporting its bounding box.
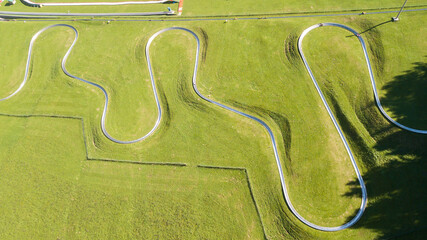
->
[0,10,174,17]
[0,7,426,19]
[1,24,425,232]
[23,0,170,7]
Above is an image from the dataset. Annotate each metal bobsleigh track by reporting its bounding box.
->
[298,23,427,134]
[1,23,426,232]
[0,24,161,143]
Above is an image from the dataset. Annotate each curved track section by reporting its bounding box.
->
[23,0,172,7]
[147,27,367,231]
[0,24,162,144]
[298,23,427,135]
[0,25,65,101]
[0,24,371,231]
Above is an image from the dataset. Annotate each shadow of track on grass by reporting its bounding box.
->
[225,100,293,174]
[323,91,378,167]
[177,73,208,112]
[284,32,301,68]
[343,62,427,239]
[348,19,389,76]
[356,20,392,36]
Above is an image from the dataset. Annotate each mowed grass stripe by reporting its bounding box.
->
[0,116,265,239]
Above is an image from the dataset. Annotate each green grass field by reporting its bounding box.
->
[0,3,426,240]
[0,116,265,239]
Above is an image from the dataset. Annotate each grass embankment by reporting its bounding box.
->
[0,10,426,239]
[0,116,264,239]
[295,13,427,239]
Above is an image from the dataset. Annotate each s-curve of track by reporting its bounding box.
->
[296,22,427,231]
[0,24,161,144]
[2,23,426,232]
[299,23,427,135]
[128,25,426,231]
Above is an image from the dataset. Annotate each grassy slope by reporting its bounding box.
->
[0,116,265,239]
[0,10,426,240]
[291,12,427,239]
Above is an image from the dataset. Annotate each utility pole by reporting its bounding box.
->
[392,0,408,22]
